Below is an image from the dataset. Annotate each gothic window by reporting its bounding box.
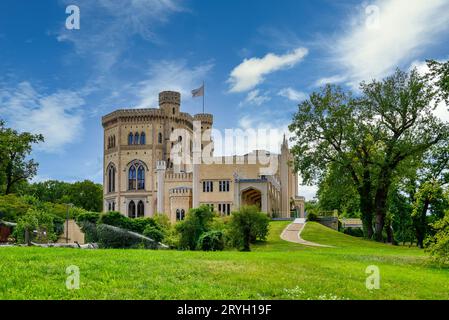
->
[140,132,146,145]
[181,209,185,220]
[108,164,116,193]
[134,132,139,145]
[128,132,133,145]
[158,132,163,144]
[202,181,213,192]
[108,202,112,211]
[128,165,136,190]
[112,136,116,147]
[137,166,145,190]
[128,201,136,219]
[137,201,145,218]
[176,209,185,221]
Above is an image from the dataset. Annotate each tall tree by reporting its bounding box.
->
[289,69,448,241]
[0,125,43,195]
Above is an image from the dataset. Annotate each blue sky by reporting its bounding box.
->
[0,0,448,200]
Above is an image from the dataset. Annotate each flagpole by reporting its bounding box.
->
[202,81,205,114]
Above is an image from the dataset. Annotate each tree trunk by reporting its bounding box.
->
[373,171,392,242]
[415,199,430,249]
[358,170,374,239]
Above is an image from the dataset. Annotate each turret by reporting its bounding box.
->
[159,91,181,116]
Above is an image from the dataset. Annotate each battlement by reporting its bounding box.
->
[159,91,181,106]
[165,172,193,181]
[169,187,192,196]
[194,113,213,125]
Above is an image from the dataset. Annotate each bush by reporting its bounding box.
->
[197,230,224,251]
[13,208,58,244]
[99,211,157,234]
[425,212,449,266]
[228,206,270,252]
[176,206,215,250]
[342,227,364,238]
[143,225,165,243]
[0,194,31,222]
[76,211,100,225]
[79,221,99,243]
[96,224,157,249]
[307,212,318,222]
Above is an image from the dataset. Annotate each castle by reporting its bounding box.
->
[102,91,305,222]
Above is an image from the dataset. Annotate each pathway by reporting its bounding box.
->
[281,219,334,248]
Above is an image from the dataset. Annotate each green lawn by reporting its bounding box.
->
[1,221,448,300]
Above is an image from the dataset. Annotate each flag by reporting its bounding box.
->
[191,85,204,98]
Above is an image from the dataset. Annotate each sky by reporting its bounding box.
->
[0,0,448,200]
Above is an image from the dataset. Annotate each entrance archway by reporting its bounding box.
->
[241,188,262,210]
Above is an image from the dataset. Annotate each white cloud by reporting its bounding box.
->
[240,90,271,107]
[136,60,213,107]
[228,47,308,93]
[331,0,449,86]
[57,0,184,70]
[0,82,85,153]
[278,87,307,102]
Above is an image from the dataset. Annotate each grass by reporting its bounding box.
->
[1,221,448,300]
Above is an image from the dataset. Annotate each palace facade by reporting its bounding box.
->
[102,91,304,222]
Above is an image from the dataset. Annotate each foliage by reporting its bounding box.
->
[143,225,165,243]
[0,123,44,195]
[197,230,225,251]
[306,212,318,222]
[21,179,103,212]
[425,212,449,266]
[96,224,157,249]
[228,205,270,251]
[0,194,31,222]
[13,208,60,244]
[176,205,215,250]
[289,69,448,241]
[75,211,100,225]
[99,211,158,234]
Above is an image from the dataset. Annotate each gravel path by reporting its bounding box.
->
[280,222,334,248]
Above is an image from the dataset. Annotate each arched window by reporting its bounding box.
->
[178,136,182,142]
[108,165,116,193]
[140,132,146,145]
[108,202,112,211]
[137,201,145,218]
[112,136,116,147]
[128,201,136,218]
[181,209,185,220]
[176,209,181,221]
[137,166,145,190]
[128,132,133,145]
[134,132,139,145]
[158,132,163,144]
[128,165,136,190]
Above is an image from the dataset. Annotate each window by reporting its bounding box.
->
[178,136,182,142]
[158,132,163,144]
[137,201,145,218]
[202,181,213,192]
[112,202,115,211]
[134,132,139,145]
[218,203,231,216]
[219,180,230,192]
[137,166,145,190]
[176,209,185,221]
[108,165,116,193]
[173,107,175,115]
[112,136,116,147]
[128,132,133,145]
[128,201,136,218]
[128,165,136,190]
[140,132,146,145]
[108,202,112,211]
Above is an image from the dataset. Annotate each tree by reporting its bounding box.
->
[0,125,43,195]
[68,180,103,212]
[176,206,214,250]
[427,59,449,104]
[228,205,269,251]
[289,69,448,241]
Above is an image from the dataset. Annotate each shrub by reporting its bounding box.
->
[197,230,224,251]
[79,221,99,243]
[13,208,58,244]
[307,212,318,222]
[228,206,270,252]
[176,206,214,250]
[425,212,449,266]
[99,211,157,234]
[342,227,364,238]
[143,225,165,243]
[0,194,31,222]
[76,211,100,225]
[96,224,157,249]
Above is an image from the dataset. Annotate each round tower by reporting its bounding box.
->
[159,91,181,116]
